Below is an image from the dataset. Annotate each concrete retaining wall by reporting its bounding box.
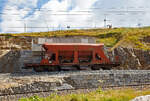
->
[32,37,96,51]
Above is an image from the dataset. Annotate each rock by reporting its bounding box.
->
[52,83,74,91]
[111,47,150,70]
[132,95,150,101]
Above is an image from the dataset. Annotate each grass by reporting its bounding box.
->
[19,88,150,101]
[1,27,150,50]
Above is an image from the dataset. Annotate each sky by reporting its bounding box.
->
[0,0,150,33]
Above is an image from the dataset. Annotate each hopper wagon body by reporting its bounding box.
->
[24,43,119,72]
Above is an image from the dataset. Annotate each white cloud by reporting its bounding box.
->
[0,0,150,33]
[8,0,38,8]
[0,6,24,33]
[93,0,150,27]
[25,0,98,32]
[0,0,38,33]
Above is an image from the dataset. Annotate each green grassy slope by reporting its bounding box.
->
[19,88,150,101]
[1,27,150,50]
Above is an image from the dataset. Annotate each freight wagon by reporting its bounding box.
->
[24,43,119,72]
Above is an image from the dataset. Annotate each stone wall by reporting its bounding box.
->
[0,50,41,73]
[64,70,150,89]
[0,51,21,73]
[0,70,150,96]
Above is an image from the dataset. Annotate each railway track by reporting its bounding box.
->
[0,84,150,101]
[0,83,150,96]
[9,69,150,76]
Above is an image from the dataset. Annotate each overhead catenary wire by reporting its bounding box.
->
[4,19,93,22]
[8,27,99,29]
[0,10,148,16]
[0,5,149,14]
[0,6,149,10]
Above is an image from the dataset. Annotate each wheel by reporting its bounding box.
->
[33,67,44,72]
[91,65,100,70]
[101,66,111,70]
[47,66,61,72]
[74,65,80,70]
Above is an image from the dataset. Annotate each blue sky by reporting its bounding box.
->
[0,0,8,32]
[23,0,50,19]
[0,0,150,33]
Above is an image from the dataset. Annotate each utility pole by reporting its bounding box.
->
[104,14,111,28]
[104,18,107,28]
[104,14,107,28]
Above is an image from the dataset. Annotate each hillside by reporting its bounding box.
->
[1,27,150,50]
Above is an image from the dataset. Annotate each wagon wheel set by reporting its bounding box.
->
[32,65,112,72]
[33,66,61,72]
